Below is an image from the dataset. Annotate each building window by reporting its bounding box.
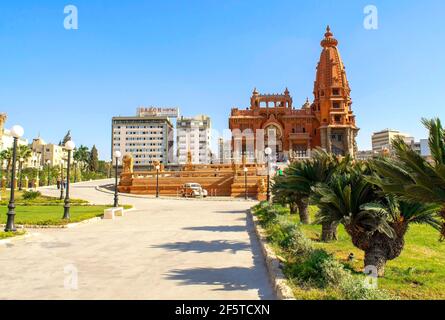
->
[332,88,340,96]
[333,102,340,109]
[334,115,341,123]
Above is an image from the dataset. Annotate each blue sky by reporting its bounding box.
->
[1,0,444,159]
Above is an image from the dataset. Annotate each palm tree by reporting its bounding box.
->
[274,149,351,240]
[17,145,32,161]
[370,118,445,240]
[272,170,306,218]
[0,148,12,174]
[312,170,442,276]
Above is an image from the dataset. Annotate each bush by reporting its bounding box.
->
[252,202,290,226]
[287,249,333,287]
[22,190,41,200]
[338,273,392,300]
[269,216,314,255]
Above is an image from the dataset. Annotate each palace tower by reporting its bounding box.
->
[229,26,358,161]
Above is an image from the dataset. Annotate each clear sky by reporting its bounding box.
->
[1,0,444,159]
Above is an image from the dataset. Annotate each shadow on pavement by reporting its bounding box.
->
[165,266,273,299]
[182,225,247,232]
[151,240,250,254]
[214,210,248,214]
[161,215,275,299]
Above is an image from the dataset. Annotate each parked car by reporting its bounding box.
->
[181,183,208,198]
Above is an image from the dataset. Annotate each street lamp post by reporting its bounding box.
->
[18,157,24,191]
[155,165,160,198]
[63,141,75,220]
[46,160,51,186]
[113,151,122,207]
[243,167,248,200]
[5,125,24,232]
[59,160,64,200]
[265,147,272,202]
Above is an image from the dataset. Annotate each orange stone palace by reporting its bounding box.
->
[229,26,359,161]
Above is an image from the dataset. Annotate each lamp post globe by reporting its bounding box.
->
[63,140,75,220]
[11,125,24,139]
[113,151,122,207]
[5,125,24,232]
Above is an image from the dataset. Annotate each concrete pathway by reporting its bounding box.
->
[0,180,274,300]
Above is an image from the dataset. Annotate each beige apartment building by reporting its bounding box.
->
[372,129,414,154]
[31,137,68,167]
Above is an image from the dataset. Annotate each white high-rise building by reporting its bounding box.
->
[176,115,211,164]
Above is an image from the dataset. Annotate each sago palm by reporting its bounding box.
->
[312,170,441,276]
[273,149,350,239]
[272,166,310,223]
[370,118,445,240]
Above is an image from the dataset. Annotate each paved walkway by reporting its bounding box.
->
[0,180,274,300]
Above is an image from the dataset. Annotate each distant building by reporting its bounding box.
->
[372,129,414,155]
[356,150,376,161]
[31,137,67,167]
[0,114,28,153]
[176,115,211,164]
[419,139,431,157]
[228,27,359,162]
[112,109,176,168]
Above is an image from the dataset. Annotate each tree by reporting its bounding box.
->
[18,145,32,162]
[369,118,445,241]
[311,168,441,276]
[0,149,12,176]
[73,145,90,172]
[88,145,99,172]
[272,149,350,240]
[272,172,304,217]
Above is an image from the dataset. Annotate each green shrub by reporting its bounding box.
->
[22,190,41,200]
[252,202,289,226]
[287,249,333,287]
[338,273,392,300]
[288,225,314,256]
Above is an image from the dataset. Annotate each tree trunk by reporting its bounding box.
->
[290,202,298,215]
[321,221,338,242]
[364,246,387,277]
[296,198,310,224]
[440,205,445,242]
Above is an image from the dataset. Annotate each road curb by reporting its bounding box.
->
[247,209,295,300]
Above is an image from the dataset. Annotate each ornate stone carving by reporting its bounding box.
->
[122,154,134,174]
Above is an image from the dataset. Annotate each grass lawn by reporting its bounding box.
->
[0,230,26,239]
[0,190,88,206]
[0,205,111,226]
[297,206,445,300]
